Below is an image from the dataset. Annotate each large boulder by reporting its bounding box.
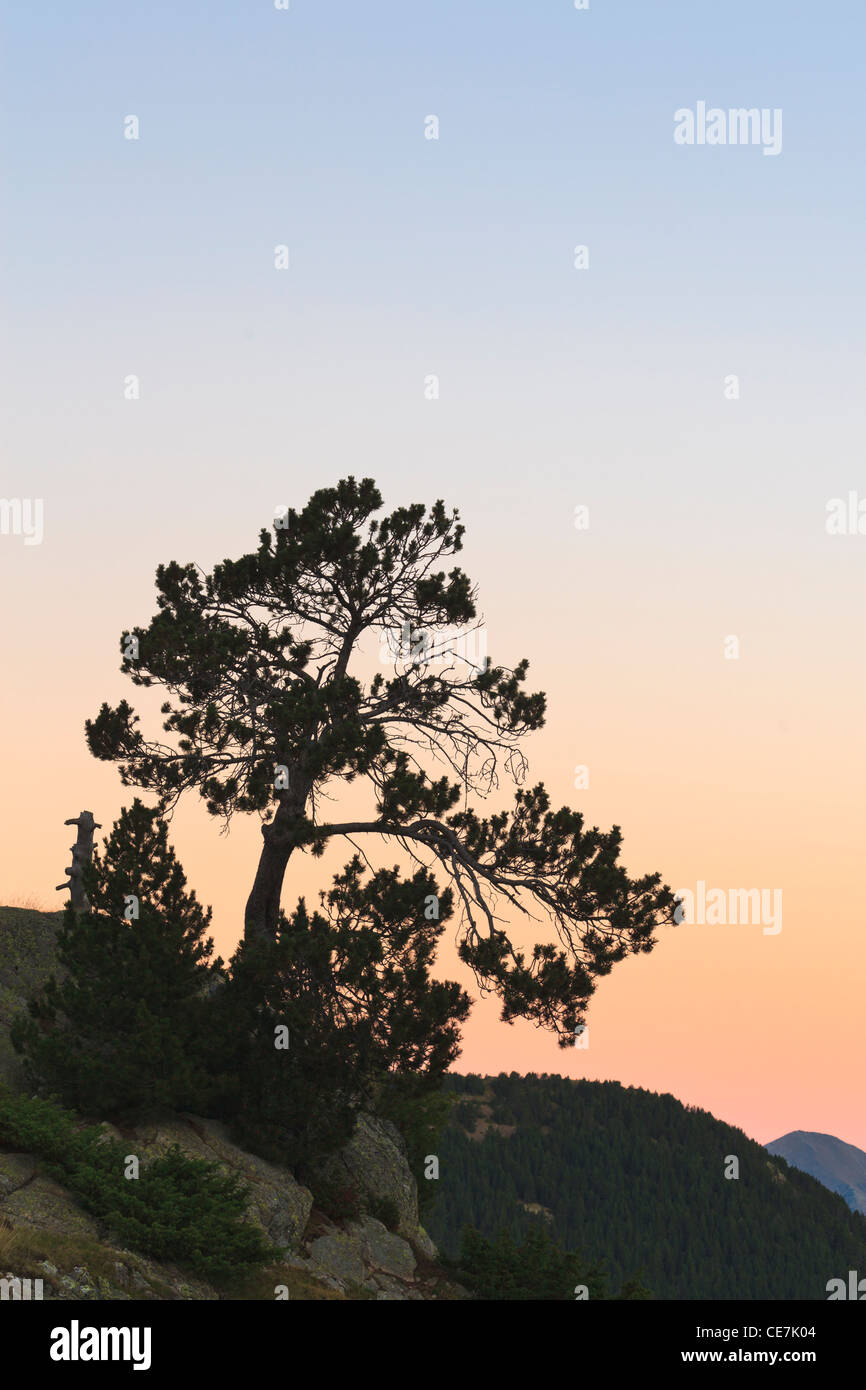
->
[115,1113,314,1254]
[303,1215,417,1297]
[349,1216,417,1280]
[0,1152,38,1198]
[308,1231,369,1288]
[0,1164,103,1241]
[308,1112,420,1240]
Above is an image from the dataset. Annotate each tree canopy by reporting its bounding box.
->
[12,800,219,1117]
[86,476,676,1043]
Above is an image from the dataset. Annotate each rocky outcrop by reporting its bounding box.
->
[0,1158,102,1242]
[0,1109,465,1300]
[308,1112,420,1239]
[305,1216,420,1298]
[104,1113,314,1255]
[0,905,464,1301]
[288,1213,464,1300]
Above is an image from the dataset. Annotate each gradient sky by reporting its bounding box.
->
[1,1,864,1150]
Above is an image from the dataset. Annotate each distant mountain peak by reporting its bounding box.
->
[766,1131,866,1215]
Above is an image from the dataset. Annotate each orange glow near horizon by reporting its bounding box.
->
[2,489,863,1154]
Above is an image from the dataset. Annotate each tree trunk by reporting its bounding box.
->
[243,794,307,944]
[56,810,102,915]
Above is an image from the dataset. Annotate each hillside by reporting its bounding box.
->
[0,1104,465,1301]
[0,905,461,1301]
[0,906,63,1091]
[767,1131,866,1217]
[6,907,862,1301]
[425,1073,866,1300]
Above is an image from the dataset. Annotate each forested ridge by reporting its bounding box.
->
[426,1073,866,1299]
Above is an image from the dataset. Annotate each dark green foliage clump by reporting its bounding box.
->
[374,1074,455,1218]
[367,1195,401,1232]
[308,1177,364,1224]
[209,856,470,1177]
[85,475,678,1038]
[0,1092,274,1285]
[11,802,471,1185]
[428,1073,866,1300]
[12,801,219,1119]
[460,1073,486,1096]
[206,930,359,1174]
[456,1225,610,1300]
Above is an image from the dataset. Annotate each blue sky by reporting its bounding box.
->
[4,2,864,523]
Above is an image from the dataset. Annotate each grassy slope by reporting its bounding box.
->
[0,905,64,1091]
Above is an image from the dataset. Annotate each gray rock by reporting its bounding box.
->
[130,1113,313,1253]
[315,1273,346,1293]
[3,1175,103,1240]
[349,1217,417,1280]
[308,1232,366,1287]
[374,1275,410,1300]
[0,1152,38,1197]
[310,1112,420,1240]
[413,1225,438,1260]
[0,1150,38,1195]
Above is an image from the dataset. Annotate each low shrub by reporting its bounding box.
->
[0,1091,274,1285]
